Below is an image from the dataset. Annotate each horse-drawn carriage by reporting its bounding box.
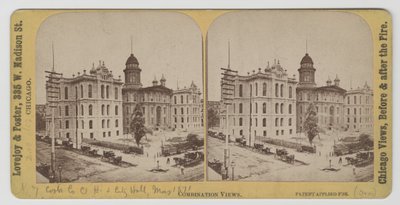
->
[102,150,122,165]
[173,151,204,167]
[62,140,73,149]
[275,148,295,164]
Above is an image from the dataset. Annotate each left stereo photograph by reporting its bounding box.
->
[34,11,205,183]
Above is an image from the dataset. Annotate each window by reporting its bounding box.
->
[174,108,177,115]
[115,119,118,127]
[275,103,279,114]
[107,120,110,128]
[181,108,184,115]
[289,86,292,98]
[102,120,105,128]
[64,87,68,99]
[262,83,267,96]
[65,120,69,129]
[280,103,284,114]
[354,108,357,115]
[115,105,118,115]
[81,120,84,129]
[280,84,283,97]
[101,85,105,98]
[174,96,177,104]
[275,83,279,97]
[255,103,258,113]
[102,105,105,115]
[255,83,258,96]
[65,106,69,116]
[106,85,109,98]
[275,118,278,126]
[239,103,243,114]
[289,118,292,126]
[239,84,243,97]
[80,85,83,98]
[288,104,292,114]
[250,84,252,97]
[115,87,118,99]
[89,104,93,116]
[280,118,283,126]
[180,95,183,104]
[239,118,243,126]
[81,105,84,116]
[88,84,92,98]
[263,103,266,113]
[89,120,93,129]
[263,118,266,127]
[107,105,110,115]
[354,96,357,104]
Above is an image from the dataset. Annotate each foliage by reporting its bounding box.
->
[36,111,46,131]
[358,133,373,148]
[187,133,204,147]
[207,108,220,128]
[303,103,319,145]
[130,104,146,147]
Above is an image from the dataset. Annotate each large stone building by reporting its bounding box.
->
[171,82,203,130]
[45,61,124,148]
[122,52,203,133]
[344,82,373,133]
[296,53,346,132]
[220,60,297,146]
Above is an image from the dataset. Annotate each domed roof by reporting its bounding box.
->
[300,53,313,64]
[125,54,139,65]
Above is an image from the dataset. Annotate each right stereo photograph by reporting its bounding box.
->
[206,10,374,182]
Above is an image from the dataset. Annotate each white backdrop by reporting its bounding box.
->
[0,0,398,204]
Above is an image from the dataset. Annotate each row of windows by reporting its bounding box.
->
[347,117,372,123]
[346,107,371,115]
[63,84,119,100]
[174,116,201,123]
[59,119,118,129]
[173,94,199,104]
[232,117,293,127]
[60,104,119,116]
[234,129,293,137]
[173,107,200,115]
[346,95,371,105]
[233,103,293,115]
[237,83,293,98]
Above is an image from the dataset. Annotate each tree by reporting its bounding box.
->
[359,133,373,148]
[130,104,146,147]
[303,103,319,145]
[36,111,46,131]
[207,108,220,128]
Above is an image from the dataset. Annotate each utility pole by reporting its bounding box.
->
[220,67,237,180]
[45,70,62,183]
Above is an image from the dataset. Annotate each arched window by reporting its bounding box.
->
[280,103,284,114]
[255,103,258,113]
[255,83,258,96]
[275,103,279,114]
[89,104,93,116]
[115,87,118,99]
[81,120,84,129]
[101,85,105,98]
[289,118,292,126]
[101,105,105,115]
[262,83,267,96]
[107,119,110,128]
[288,104,292,114]
[239,118,243,126]
[65,105,69,116]
[239,84,243,97]
[102,120,105,128]
[89,120,93,129]
[250,84,253,97]
[107,105,110,115]
[181,108,184,115]
[275,118,279,126]
[106,85,109,98]
[263,118,267,127]
[275,83,279,97]
[115,119,118,127]
[289,86,292,98]
[64,87,69,99]
[180,95,184,104]
[81,104,84,116]
[174,108,177,115]
[239,103,243,113]
[280,84,284,97]
[280,118,283,126]
[88,84,92,98]
[174,96,177,104]
[115,105,118,115]
[263,103,266,113]
[80,85,83,98]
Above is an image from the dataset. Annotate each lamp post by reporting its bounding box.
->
[57,165,62,183]
[230,161,236,181]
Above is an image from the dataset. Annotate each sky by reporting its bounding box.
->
[207,10,373,101]
[36,11,203,104]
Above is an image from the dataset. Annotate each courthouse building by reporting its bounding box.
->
[171,82,203,130]
[45,61,124,148]
[220,60,297,146]
[296,53,347,132]
[344,82,373,133]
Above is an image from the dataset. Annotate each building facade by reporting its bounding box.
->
[296,53,346,132]
[171,82,203,130]
[45,61,124,148]
[344,82,373,133]
[221,60,297,146]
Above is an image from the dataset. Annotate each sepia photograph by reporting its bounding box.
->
[206,11,374,182]
[35,11,205,183]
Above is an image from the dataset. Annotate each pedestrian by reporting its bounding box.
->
[338,157,342,165]
[181,166,185,175]
[353,166,356,175]
[167,158,170,165]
